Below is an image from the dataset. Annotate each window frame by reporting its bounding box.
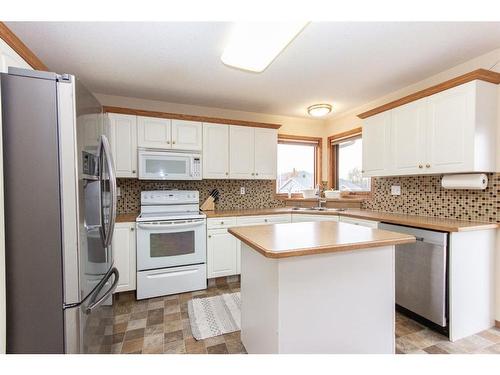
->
[327,127,372,196]
[275,134,322,197]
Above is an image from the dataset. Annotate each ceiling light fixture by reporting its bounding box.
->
[221,22,309,73]
[307,104,332,117]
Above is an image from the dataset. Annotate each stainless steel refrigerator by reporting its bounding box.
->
[1,67,118,353]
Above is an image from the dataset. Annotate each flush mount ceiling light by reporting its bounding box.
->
[307,104,332,117]
[221,22,309,73]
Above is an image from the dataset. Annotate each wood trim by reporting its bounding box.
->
[0,22,48,71]
[496,320,500,329]
[278,134,323,143]
[327,127,362,144]
[103,105,282,129]
[357,69,500,119]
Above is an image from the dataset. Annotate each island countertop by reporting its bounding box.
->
[228,221,415,259]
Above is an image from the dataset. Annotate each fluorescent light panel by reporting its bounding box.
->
[221,22,308,73]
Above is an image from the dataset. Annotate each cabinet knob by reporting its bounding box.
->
[225,172,229,176]
[132,170,136,174]
[264,219,268,222]
[130,227,134,231]
[418,165,423,169]
[172,141,176,144]
[256,173,259,176]
[251,173,255,176]
[426,164,431,168]
[221,221,224,225]
[208,235,212,238]
[361,170,365,173]
[167,141,170,144]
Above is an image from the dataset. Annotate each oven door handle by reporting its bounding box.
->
[137,220,205,230]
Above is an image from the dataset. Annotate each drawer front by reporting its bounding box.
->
[339,216,379,228]
[137,264,207,300]
[291,214,339,223]
[207,217,237,229]
[236,214,290,226]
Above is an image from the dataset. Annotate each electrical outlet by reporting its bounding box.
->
[240,187,245,195]
[391,185,401,196]
[116,187,121,197]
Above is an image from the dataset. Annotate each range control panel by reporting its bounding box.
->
[140,190,199,205]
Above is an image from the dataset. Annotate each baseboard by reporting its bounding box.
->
[496,320,500,328]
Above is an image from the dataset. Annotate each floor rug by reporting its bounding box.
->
[188,292,241,340]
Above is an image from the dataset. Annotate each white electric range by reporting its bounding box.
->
[136,190,207,299]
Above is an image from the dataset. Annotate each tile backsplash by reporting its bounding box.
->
[117,179,285,214]
[362,173,500,223]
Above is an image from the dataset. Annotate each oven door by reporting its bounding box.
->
[138,150,194,180]
[136,219,206,270]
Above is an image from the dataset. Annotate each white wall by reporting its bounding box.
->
[0,37,33,354]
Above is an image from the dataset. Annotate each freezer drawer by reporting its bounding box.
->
[379,223,447,327]
[137,264,207,300]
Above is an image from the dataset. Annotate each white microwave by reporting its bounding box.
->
[138,149,202,180]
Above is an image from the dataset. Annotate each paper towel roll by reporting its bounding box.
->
[441,174,488,190]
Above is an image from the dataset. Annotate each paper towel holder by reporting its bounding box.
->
[441,173,488,190]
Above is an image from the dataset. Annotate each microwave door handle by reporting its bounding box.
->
[137,221,205,230]
[99,135,117,248]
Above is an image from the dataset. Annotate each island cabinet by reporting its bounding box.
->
[229,221,415,354]
[362,80,498,177]
[111,222,137,293]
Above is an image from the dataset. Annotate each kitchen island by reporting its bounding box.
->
[228,221,415,354]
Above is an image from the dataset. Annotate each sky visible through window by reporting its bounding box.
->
[276,143,315,193]
[337,137,371,191]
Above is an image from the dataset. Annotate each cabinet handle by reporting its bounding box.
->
[418,165,423,169]
[426,164,431,168]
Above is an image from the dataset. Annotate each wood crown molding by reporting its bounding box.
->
[0,22,48,71]
[357,69,500,119]
[103,105,282,129]
[327,127,362,143]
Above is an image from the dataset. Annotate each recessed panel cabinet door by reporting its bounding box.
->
[171,119,202,151]
[426,83,475,173]
[392,99,427,175]
[230,125,255,179]
[107,113,138,177]
[254,128,277,179]
[203,123,230,179]
[112,223,137,293]
[362,111,392,176]
[137,116,171,149]
[207,229,238,278]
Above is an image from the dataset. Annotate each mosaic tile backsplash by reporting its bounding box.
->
[362,173,500,223]
[117,179,285,214]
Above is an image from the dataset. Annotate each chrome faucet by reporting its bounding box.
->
[318,198,327,209]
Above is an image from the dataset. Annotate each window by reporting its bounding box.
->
[328,128,371,193]
[276,135,322,195]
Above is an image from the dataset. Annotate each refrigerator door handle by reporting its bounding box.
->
[85,267,119,315]
[99,135,117,248]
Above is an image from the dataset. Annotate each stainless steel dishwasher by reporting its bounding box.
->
[379,223,448,329]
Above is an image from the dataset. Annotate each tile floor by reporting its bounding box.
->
[102,277,500,354]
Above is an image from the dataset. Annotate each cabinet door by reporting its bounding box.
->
[254,128,277,179]
[291,214,339,223]
[207,229,238,278]
[392,99,427,175]
[362,112,392,176]
[112,223,137,293]
[426,83,475,173]
[229,126,255,179]
[203,123,230,179]
[107,113,138,178]
[171,119,202,151]
[137,116,171,149]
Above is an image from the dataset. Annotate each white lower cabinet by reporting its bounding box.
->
[207,228,239,278]
[112,222,137,293]
[291,214,339,223]
[339,216,379,228]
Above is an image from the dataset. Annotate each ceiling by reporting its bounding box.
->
[7,22,500,119]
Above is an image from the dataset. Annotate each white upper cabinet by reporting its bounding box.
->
[230,125,255,179]
[203,123,229,179]
[107,113,137,178]
[254,128,277,179]
[362,111,392,176]
[137,116,171,149]
[391,98,427,175]
[171,119,202,151]
[362,80,497,177]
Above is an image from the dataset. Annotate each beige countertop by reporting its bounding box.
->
[228,221,416,259]
[117,208,498,232]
